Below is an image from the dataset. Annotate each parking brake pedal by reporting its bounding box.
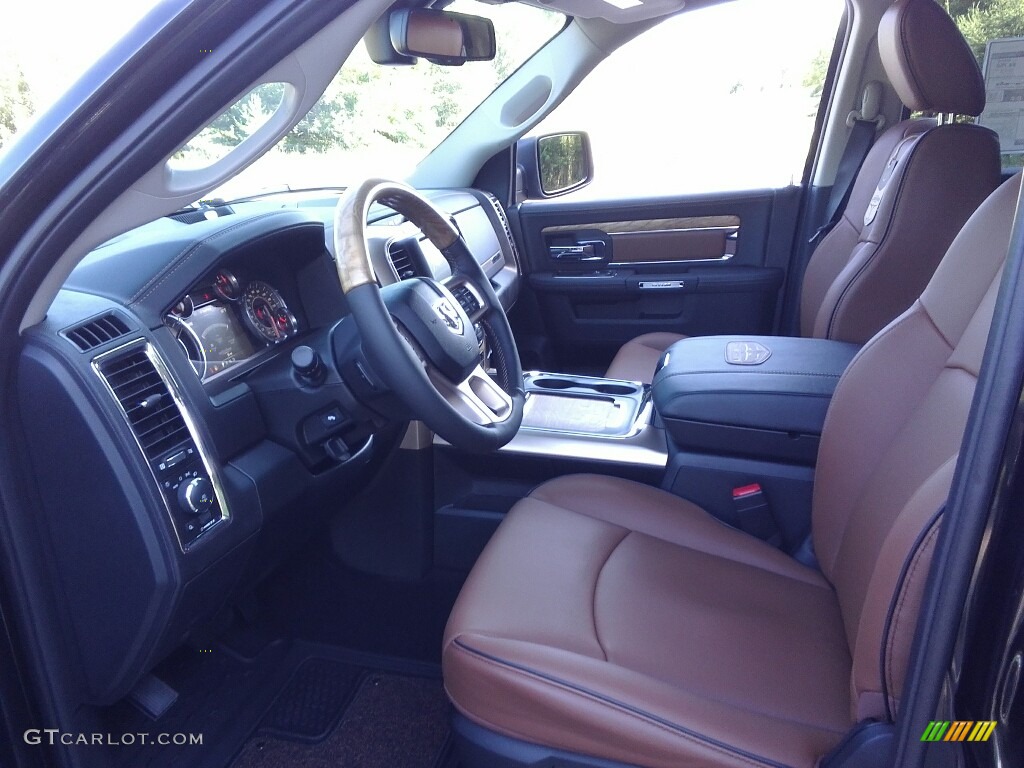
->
[128,673,178,720]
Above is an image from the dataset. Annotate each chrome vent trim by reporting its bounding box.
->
[97,348,189,460]
[484,193,521,273]
[92,339,230,552]
[64,313,131,351]
[387,242,418,280]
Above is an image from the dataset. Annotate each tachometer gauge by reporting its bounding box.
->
[213,269,241,301]
[273,308,298,337]
[243,281,296,342]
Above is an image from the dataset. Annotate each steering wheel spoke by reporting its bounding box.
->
[429,364,514,426]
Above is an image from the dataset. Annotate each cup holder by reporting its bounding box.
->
[530,376,640,396]
[592,384,636,395]
[533,378,576,390]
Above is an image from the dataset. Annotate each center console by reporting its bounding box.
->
[652,335,860,465]
[497,371,666,468]
[650,334,860,550]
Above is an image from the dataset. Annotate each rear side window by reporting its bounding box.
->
[530,0,845,197]
[959,0,1024,174]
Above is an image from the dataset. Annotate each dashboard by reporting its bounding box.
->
[16,185,520,707]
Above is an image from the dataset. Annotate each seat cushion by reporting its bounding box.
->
[443,475,853,768]
[605,332,684,384]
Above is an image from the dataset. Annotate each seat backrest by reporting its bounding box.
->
[812,171,1021,722]
[799,0,1000,345]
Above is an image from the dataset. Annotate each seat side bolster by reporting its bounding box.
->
[445,633,844,768]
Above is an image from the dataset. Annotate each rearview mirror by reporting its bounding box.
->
[387,9,496,65]
[518,132,594,198]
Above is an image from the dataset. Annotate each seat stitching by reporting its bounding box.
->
[825,131,930,340]
[525,496,830,590]
[457,630,850,736]
[639,337,677,352]
[452,638,790,768]
[815,306,951,576]
[592,530,631,663]
[882,511,944,719]
[918,295,957,350]
[658,370,845,380]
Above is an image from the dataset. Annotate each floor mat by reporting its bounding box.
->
[232,671,453,768]
[258,657,364,742]
[94,640,454,768]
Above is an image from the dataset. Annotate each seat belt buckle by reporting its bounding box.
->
[732,483,782,546]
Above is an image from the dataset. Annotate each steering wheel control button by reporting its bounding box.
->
[291,345,325,386]
[452,284,482,316]
[178,476,215,515]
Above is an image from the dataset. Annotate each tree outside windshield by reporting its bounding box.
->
[203,1,564,200]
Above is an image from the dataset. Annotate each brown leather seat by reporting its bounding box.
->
[444,167,1020,765]
[606,0,1000,384]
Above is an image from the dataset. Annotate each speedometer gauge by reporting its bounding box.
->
[243,281,296,342]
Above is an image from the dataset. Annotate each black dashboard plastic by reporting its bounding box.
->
[14,187,521,706]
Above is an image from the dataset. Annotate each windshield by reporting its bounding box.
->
[200,1,564,201]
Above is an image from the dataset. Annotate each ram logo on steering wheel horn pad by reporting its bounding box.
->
[435,299,464,335]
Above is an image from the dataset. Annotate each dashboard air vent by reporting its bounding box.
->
[168,202,234,224]
[452,285,481,316]
[484,194,521,271]
[65,313,131,351]
[98,349,189,461]
[388,244,418,280]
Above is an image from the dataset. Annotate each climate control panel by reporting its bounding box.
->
[155,441,225,548]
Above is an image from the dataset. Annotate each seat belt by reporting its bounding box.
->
[809,83,884,248]
[809,118,877,248]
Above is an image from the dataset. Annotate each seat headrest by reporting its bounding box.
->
[878,0,985,116]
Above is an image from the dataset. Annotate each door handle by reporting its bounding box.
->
[549,240,607,263]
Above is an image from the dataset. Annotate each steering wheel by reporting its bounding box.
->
[333,179,525,452]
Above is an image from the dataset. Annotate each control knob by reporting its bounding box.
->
[292,345,325,386]
[178,476,215,515]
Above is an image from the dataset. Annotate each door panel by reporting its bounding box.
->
[544,215,740,264]
[513,190,790,373]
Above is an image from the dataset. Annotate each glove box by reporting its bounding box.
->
[652,336,859,465]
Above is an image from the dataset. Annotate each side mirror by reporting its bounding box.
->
[378,9,495,66]
[518,132,593,198]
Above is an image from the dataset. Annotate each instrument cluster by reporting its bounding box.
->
[165,268,300,382]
